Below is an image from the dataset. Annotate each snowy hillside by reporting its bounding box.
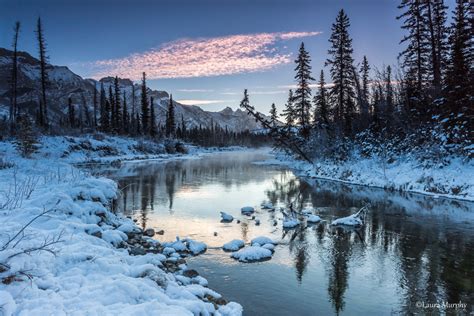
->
[0,48,268,132]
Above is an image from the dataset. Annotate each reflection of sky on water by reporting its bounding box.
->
[88,150,474,316]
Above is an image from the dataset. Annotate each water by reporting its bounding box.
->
[87,150,474,315]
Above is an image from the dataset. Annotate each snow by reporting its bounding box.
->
[240,206,255,215]
[250,236,276,246]
[220,211,234,222]
[0,136,242,315]
[261,243,275,252]
[222,240,245,252]
[282,218,300,228]
[260,150,474,201]
[331,214,363,226]
[187,240,207,255]
[230,246,273,262]
[164,237,187,252]
[260,202,274,209]
[306,214,322,223]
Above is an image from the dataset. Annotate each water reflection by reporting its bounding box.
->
[87,151,474,315]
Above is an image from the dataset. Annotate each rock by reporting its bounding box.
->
[237,220,241,224]
[91,231,102,238]
[183,269,199,278]
[129,246,146,256]
[213,232,218,236]
[144,228,155,237]
[157,230,165,235]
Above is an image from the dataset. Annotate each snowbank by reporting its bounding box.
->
[261,151,474,201]
[0,136,242,315]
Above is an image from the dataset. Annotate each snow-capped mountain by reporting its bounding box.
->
[0,47,268,132]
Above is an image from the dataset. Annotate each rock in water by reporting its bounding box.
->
[231,246,272,262]
[241,206,255,215]
[223,239,245,251]
[144,228,155,237]
[220,211,234,222]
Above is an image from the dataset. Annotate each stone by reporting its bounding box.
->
[182,269,199,278]
[144,228,155,237]
[129,246,146,256]
[156,229,165,235]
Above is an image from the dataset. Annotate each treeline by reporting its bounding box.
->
[242,0,472,161]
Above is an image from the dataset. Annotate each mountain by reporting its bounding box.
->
[0,47,269,132]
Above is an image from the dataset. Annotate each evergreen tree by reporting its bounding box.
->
[326,9,356,136]
[140,72,150,134]
[293,42,314,138]
[68,97,75,128]
[113,76,121,132]
[397,0,430,115]
[444,0,473,141]
[99,82,109,132]
[166,94,176,138]
[359,56,371,122]
[10,21,20,127]
[281,90,295,127]
[131,84,136,134]
[313,70,330,128]
[108,85,115,131]
[35,17,49,127]
[269,103,278,127]
[15,114,38,158]
[385,65,394,123]
[180,114,186,139]
[150,96,157,137]
[93,83,98,128]
[122,91,128,134]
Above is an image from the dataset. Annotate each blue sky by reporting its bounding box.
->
[0,0,456,114]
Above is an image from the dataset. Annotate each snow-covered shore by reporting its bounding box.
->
[0,135,243,315]
[259,151,473,201]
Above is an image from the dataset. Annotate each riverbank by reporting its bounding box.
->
[259,150,473,201]
[0,135,243,315]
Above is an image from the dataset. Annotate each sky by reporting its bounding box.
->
[0,0,456,114]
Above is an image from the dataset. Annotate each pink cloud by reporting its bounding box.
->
[85,31,322,80]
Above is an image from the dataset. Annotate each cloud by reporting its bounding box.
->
[84,31,322,80]
[177,99,232,105]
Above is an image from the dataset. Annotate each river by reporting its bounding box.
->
[87,149,474,315]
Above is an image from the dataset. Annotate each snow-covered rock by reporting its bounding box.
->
[220,211,234,222]
[187,240,207,255]
[231,246,273,262]
[250,236,276,246]
[306,214,322,223]
[331,213,363,226]
[261,243,275,252]
[261,202,274,210]
[283,218,300,228]
[222,239,245,251]
[240,206,255,215]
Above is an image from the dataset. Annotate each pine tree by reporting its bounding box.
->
[93,83,98,129]
[313,70,330,128]
[293,42,314,139]
[359,56,371,122]
[108,85,115,131]
[281,90,295,127]
[326,9,356,136]
[15,114,38,158]
[99,82,109,132]
[140,72,150,134]
[385,65,394,124]
[180,115,186,139]
[444,0,473,141]
[10,21,20,127]
[397,0,430,115]
[166,94,175,138]
[122,91,128,134]
[68,97,75,128]
[269,103,278,127]
[113,76,121,132]
[150,96,157,137]
[131,84,136,134]
[35,17,49,127]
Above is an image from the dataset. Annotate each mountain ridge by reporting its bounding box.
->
[0,47,268,132]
